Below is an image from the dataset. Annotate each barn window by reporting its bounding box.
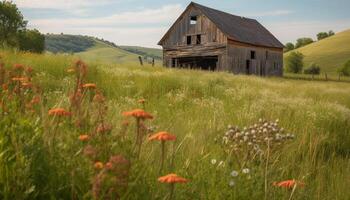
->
[196,35,201,44]
[190,16,197,25]
[251,51,256,59]
[187,36,192,45]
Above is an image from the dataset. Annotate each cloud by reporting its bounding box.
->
[27,4,184,47]
[12,0,113,10]
[265,19,350,43]
[245,10,294,17]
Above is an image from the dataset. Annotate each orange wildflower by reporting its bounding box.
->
[48,108,71,116]
[94,162,104,170]
[273,179,305,189]
[82,83,97,89]
[79,134,90,142]
[122,109,153,120]
[67,68,75,73]
[31,96,41,104]
[11,77,28,82]
[13,64,24,70]
[138,99,146,104]
[21,82,33,88]
[149,131,176,141]
[158,174,188,184]
[105,162,113,170]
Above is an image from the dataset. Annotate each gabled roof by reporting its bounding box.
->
[158,2,284,49]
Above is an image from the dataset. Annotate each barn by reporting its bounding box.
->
[158,2,284,76]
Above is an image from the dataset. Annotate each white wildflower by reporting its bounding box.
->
[242,168,250,174]
[230,170,239,177]
[211,159,217,165]
[229,180,235,187]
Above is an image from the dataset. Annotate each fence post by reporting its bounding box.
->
[138,56,143,66]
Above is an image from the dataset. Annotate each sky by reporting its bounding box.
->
[12,0,350,48]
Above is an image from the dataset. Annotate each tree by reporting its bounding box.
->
[284,42,295,52]
[304,63,321,75]
[0,1,27,47]
[18,29,45,53]
[328,30,335,37]
[317,32,329,41]
[295,38,313,49]
[285,52,304,73]
[338,60,350,76]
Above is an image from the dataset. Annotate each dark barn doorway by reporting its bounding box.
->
[246,60,251,75]
[175,56,218,71]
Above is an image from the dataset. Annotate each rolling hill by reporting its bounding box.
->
[45,34,162,64]
[285,29,350,74]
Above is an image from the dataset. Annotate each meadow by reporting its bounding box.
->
[0,50,349,200]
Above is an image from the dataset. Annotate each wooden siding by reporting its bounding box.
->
[161,6,227,48]
[226,40,283,76]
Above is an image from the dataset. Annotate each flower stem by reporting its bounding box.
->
[169,183,175,200]
[160,141,165,173]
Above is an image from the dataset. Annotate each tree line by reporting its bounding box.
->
[284,31,335,53]
[0,1,45,53]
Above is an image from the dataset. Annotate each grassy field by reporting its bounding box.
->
[285,29,350,75]
[0,50,349,200]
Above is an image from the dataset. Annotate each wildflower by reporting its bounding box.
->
[242,168,250,174]
[158,173,188,200]
[67,68,75,73]
[11,77,28,82]
[149,131,176,172]
[158,173,188,183]
[138,98,146,104]
[122,109,153,120]
[148,131,176,141]
[83,83,97,89]
[94,162,104,170]
[105,162,113,170]
[48,108,71,116]
[31,96,41,104]
[21,82,33,88]
[13,64,24,70]
[230,170,239,177]
[211,159,217,165]
[273,179,305,189]
[229,180,235,187]
[79,134,90,142]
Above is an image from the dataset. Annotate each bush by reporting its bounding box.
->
[18,29,45,53]
[295,38,314,49]
[338,60,350,76]
[285,52,304,73]
[304,63,321,75]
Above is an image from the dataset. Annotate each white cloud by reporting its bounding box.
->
[12,0,113,9]
[27,4,183,47]
[265,19,350,43]
[250,10,294,17]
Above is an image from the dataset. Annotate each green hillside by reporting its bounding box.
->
[45,34,162,64]
[285,29,350,74]
[120,45,162,60]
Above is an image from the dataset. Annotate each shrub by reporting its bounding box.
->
[18,29,45,53]
[338,60,350,76]
[284,51,304,73]
[304,63,321,75]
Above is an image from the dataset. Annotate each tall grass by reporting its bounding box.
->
[0,50,349,199]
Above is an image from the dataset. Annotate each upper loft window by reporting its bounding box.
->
[251,51,256,59]
[190,16,197,25]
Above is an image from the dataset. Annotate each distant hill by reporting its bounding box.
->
[285,29,350,74]
[45,34,162,64]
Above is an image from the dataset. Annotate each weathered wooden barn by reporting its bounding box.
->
[158,2,284,76]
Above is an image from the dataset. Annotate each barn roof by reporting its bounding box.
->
[159,2,284,49]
